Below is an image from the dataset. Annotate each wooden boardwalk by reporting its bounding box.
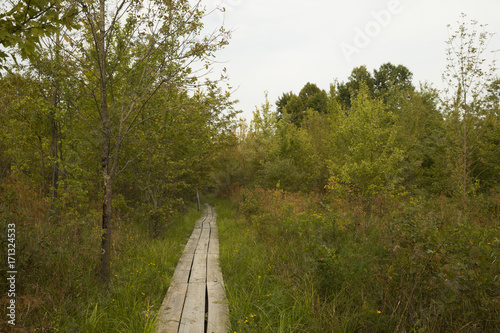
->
[155,205,229,333]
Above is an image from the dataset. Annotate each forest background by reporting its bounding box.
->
[0,0,499,332]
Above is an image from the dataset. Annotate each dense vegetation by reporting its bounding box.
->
[0,2,499,332]
[211,15,500,332]
[0,0,235,331]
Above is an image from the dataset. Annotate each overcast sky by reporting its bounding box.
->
[203,0,500,120]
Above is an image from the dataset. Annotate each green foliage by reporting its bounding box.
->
[0,0,78,67]
[330,84,406,197]
[475,79,500,189]
[442,13,498,207]
[218,187,500,332]
[276,82,328,126]
[374,62,414,96]
[337,63,415,109]
[0,176,201,331]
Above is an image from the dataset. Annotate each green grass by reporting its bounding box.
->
[0,178,202,332]
[70,206,201,333]
[211,189,500,332]
[213,198,317,332]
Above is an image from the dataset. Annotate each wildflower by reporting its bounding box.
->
[377,310,381,314]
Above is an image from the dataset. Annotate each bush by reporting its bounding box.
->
[219,187,500,332]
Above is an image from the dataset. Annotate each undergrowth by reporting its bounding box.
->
[213,186,500,332]
[0,175,200,332]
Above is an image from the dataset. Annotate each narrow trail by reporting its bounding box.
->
[155,204,229,333]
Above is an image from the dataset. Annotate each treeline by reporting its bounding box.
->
[219,47,499,207]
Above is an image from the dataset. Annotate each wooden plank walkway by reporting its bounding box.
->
[156,205,229,333]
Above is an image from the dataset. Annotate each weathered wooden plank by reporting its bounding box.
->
[208,236,219,255]
[156,282,188,333]
[207,253,224,283]
[194,214,207,228]
[209,211,217,227]
[183,242,198,256]
[183,230,201,254]
[189,252,207,283]
[195,228,210,254]
[178,282,206,333]
[188,228,202,242]
[202,219,212,229]
[171,269,191,285]
[170,246,195,285]
[209,226,218,239]
[176,252,194,270]
[207,281,229,333]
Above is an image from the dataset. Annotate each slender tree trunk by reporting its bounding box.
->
[50,33,60,204]
[196,187,201,212]
[98,0,112,285]
[101,174,112,284]
[38,136,47,195]
[463,109,467,211]
[50,91,60,202]
[462,93,468,213]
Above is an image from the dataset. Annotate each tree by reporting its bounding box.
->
[0,73,53,190]
[276,91,294,120]
[236,93,277,186]
[337,65,375,110]
[474,79,500,190]
[121,85,236,235]
[442,13,497,210]
[337,63,414,109]
[276,82,328,126]
[0,0,78,68]
[374,62,414,96]
[41,0,231,284]
[251,91,276,137]
[298,82,328,114]
[330,84,405,198]
[389,84,447,194]
[281,94,305,126]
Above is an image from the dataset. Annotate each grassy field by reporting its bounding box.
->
[2,177,499,332]
[0,177,202,332]
[212,187,500,332]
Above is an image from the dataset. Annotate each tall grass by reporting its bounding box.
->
[212,187,500,332]
[0,175,201,332]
